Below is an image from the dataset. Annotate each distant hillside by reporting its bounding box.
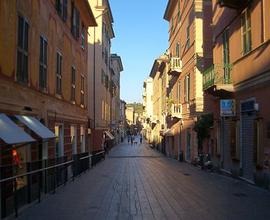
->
[126,102,143,114]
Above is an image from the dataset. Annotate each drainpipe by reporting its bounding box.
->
[93,27,96,130]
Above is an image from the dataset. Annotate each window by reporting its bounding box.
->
[71,66,76,102]
[184,74,190,102]
[177,0,181,23]
[80,75,85,106]
[55,125,64,157]
[101,70,105,84]
[105,74,109,89]
[223,29,231,83]
[105,48,108,65]
[56,52,62,95]
[176,43,180,58]
[81,24,86,49]
[80,126,85,153]
[70,125,77,154]
[223,29,230,65]
[39,36,47,90]
[171,17,174,34]
[177,81,181,103]
[186,25,190,48]
[71,2,80,39]
[102,100,105,120]
[17,16,29,83]
[55,0,67,21]
[241,9,251,54]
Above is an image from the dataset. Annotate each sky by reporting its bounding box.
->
[110,0,168,104]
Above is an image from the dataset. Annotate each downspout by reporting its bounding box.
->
[93,27,96,130]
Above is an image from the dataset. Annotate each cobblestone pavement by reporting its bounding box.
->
[18,139,270,220]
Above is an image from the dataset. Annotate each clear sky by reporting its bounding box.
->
[110,0,168,104]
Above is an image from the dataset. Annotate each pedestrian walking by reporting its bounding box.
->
[140,135,142,144]
[131,135,134,145]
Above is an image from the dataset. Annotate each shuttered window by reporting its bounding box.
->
[71,2,80,39]
[17,16,29,83]
[56,52,62,94]
[241,9,251,54]
[71,66,76,102]
[39,36,48,90]
[55,0,68,21]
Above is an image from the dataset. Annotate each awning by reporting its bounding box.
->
[0,114,36,145]
[164,129,174,136]
[104,131,114,140]
[16,115,55,140]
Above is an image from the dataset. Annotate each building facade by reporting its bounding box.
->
[87,0,115,152]
[142,78,154,141]
[204,0,270,185]
[119,100,126,140]
[163,0,213,161]
[126,106,135,125]
[110,54,123,143]
[0,0,96,217]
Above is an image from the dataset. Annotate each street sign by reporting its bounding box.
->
[220,99,235,117]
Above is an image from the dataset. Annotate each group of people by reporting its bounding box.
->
[127,134,143,145]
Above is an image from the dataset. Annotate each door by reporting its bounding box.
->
[221,119,232,172]
[241,112,256,181]
[80,126,85,153]
[55,125,64,158]
[186,130,191,161]
[71,125,77,155]
[178,132,182,161]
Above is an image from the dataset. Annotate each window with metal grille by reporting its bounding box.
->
[17,16,29,83]
[39,36,47,90]
[56,52,62,94]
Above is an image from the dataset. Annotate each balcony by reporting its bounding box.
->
[203,64,234,97]
[217,0,252,9]
[171,104,182,119]
[169,57,182,74]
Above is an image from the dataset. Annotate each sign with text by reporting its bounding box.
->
[220,99,235,117]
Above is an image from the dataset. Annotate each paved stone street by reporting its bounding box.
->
[19,139,270,220]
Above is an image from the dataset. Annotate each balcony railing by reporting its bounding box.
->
[203,64,232,91]
[169,57,182,73]
[218,0,251,9]
[171,104,182,118]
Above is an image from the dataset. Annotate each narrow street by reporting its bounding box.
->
[18,139,270,220]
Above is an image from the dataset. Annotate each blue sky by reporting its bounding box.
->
[110,0,168,104]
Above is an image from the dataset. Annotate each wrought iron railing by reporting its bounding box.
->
[171,104,182,118]
[0,151,105,218]
[203,64,233,90]
[170,57,182,73]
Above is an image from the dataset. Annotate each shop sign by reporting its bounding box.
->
[220,99,235,117]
